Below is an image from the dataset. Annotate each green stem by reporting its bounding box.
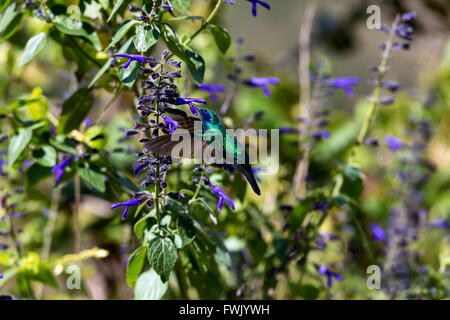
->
[185,0,223,45]
[96,84,123,124]
[191,170,204,201]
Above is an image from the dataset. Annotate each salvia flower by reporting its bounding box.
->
[110,198,140,220]
[198,84,227,102]
[246,0,271,17]
[212,185,235,212]
[246,77,280,96]
[51,157,72,182]
[162,116,180,134]
[325,77,359,97]
[370,222,386,242]
[175,98,207,116]
[385,135,403,151]
[316,265,343,288]
[114,53,157,69]
[427,219,449,229]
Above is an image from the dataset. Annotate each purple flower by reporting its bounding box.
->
[175,98,207,116]
[401,12,416,22]
[379,96,395,105]
[246,0,270,17]
[325,77,359,97]
[84,117,93,128]
[247,77,280,96]
[370,222,386,242]
[279,127,301,135]
[198,84,226,102]
[312,130,330,140]
[384,135,403,151]
[0,243,8,250]
[114,54,156,69]
[110,198,140,220]
[317,266,343,288]
[223,0,236,4]
[51,157,72,182]
[313,201,329,213]
[163,116,180,134]
[0,274,3,279]
[427,219,449,229]
[212,185,235,212]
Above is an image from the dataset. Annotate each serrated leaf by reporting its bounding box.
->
[134,268,168,300]
[32,145,56,167]
[208,24,231,54]
[19,32,47,67]
[126,245,148,287]
[106,20,139,50]
[161,24,205,83]
[8,128,32,166]
[147,236,177,282]
[133,24,160,53]
[78,166,106,193]
[58,88,94,134]
[107,0,126,22]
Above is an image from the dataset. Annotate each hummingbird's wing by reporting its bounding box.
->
[144,115,206,159]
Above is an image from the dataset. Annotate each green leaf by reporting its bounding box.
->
[208,24,231,54]
[161,24,205,83]
[126,245,148,287]
[106,20,139,50]
[19,32,48,67]
[88,37,133,88]
[26,163,52,185]
[0,3,24,41]
[58,88,94,134]
[119,60,139,87]
[147,236,178,282]
[133,24,160,53]
[55,17,102,51]
[78,166,106,193]
[134,211,157,239]
[134,268,168,300]
[0,3,17,35]
[107,0,125,22]
[32,145,56,167]
[8,127,32,165]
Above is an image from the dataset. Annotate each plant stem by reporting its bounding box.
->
[293,1,317,200]
[184,0,223,45]
[73,173,81,253]
[96,84,123,125]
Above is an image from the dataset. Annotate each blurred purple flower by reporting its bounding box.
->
[384,135,403,151]
[223,0,236,4]
[370,222,386,242]
[401,12,416,22]
[198,84,226,102]
[212,185,235,212]
[246,0,270,17]
[110,198,140,220]
[427,220,449,229]
[317,265,343,288]
[247,77,280,96]
[312,130,330,140]
[51,157,72,182]
[325,77,359,97]
[175,98,207,116]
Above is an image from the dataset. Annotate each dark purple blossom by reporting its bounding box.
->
[312,130,330,140]
[379,96,395,105]
[385,135,403,151]
[198,84,226,102]
[246,0,270,17]
[175,98,207,116]
[370,222,386,242]
[51,157,72,182]
[114,54,156,69]
[223,0,236,3]
[110,198,140,220]
[212,185,235,212]
[247,77,280,96]
[317,265,343,288]
[427,220,449,229]
[162,116,180,133]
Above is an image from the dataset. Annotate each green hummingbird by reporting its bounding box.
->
[145,108,261,195]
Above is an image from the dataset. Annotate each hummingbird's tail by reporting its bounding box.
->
[238,164,261,196]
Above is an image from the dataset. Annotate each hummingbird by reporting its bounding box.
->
[145,107,261,195]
